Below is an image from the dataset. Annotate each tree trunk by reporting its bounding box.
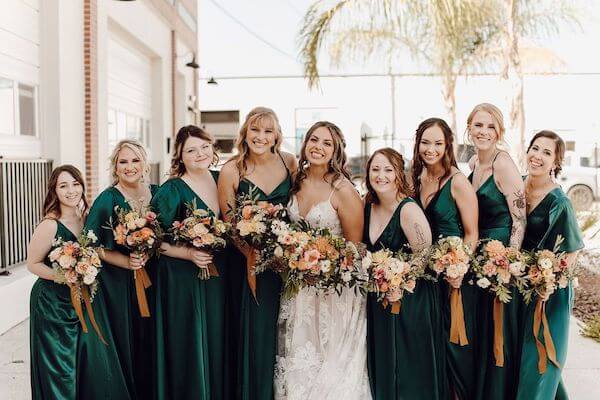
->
[441,74,458,153]
[502,0,526,168]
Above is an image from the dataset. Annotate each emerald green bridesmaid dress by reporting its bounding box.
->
[420,174,479,400]
[516,187,583,400]
[79,184,157,400]
[469,171,521,400]
[235,168,291,400]
[30,220,80,399]
[365,199,448,400]
[150,172,227,400]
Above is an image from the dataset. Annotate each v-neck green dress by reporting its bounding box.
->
[469,172,522,400]
[235,171,291,400]
[78,184,157,399]
[30,220,80,400]
[150,172,227,400]
[516,187,583,400]
[420,175,479,400]
[365,199,447,400]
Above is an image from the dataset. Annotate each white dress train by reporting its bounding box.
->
[274,195,372,400]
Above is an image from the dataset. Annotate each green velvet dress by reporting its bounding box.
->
[469,173,521,400]
[516,187,583,400]
[30,221,80,399]
[150,172,227,400]
[235,173,291,400]
[420,175,478,400]
[79,184,158,400]
[365,199,448,400]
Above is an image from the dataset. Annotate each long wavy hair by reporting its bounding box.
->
[465,103,507,149]
[411,118,458,203]
[291,121,351,197]
[232,107,283,178]
[365,147,413,204]
[169,125,219,177]
[43,165,89,218]
[527,130,566,177]
[109,139,150,185]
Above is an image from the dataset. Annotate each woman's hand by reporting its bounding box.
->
[128,252,147,270]
[187,248,213,270]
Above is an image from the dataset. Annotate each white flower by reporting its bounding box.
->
[477,277,491,289]
[446,264,461,279]
[86,231,98,243]
[274,246,283,258]
[320,260,331,273]
[558,275,569,289]
[497,268,511,284]
[457,263,469,276]
[341,271,352,283]
[539,258,553,270]
[83,266,98,285]
[509,261,523,276]
[361,251,372,271]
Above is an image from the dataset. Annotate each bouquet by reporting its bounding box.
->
[429,236,473,346]
[49,230,106,343]
[171,199,230,279]
[111,204,163,317]
[366,247,429,314]
[521,236,575,374]
[472,240,528,366]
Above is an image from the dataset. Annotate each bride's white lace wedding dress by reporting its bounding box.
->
[274,193,372,400]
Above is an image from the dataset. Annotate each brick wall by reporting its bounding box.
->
[83,0,99,198]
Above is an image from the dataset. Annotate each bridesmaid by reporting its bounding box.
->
[411,118,479,399]
[466,103,526,400]
[151,125,226,399]
[364,148,447,400]
[28,165,88,399]
[218,107,297,399]
[81,139,157,399]
[516,131,583,400]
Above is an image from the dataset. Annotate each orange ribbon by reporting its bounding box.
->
[533,298,560,374]
[208,263,220,277]
[246,249,258,302]
[70,285,107,345]
[493,297,505,367]
[381,299,402,314]
[134,267,152,318]
[449,288,469,346]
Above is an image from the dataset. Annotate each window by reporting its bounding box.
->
[18,84,36,136]
[0,77,37,137]
[0,78,15,135]
[108,108,151,150]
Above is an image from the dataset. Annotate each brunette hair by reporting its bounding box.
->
[169,125,219,177]
[290,121,351,197]
[42,165,88,218]
[411,118,458,202]
[365,147,413,204]
[109,139,150,185]
[527,130,566,177]
[232,107,283,178]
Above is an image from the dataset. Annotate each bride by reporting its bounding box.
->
[274,121,370,399]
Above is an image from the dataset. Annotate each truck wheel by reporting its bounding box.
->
[567,185,594,211]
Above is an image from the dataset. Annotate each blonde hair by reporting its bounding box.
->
[233,107,283,178]
[110,139,151,185]
[465,103,506,146]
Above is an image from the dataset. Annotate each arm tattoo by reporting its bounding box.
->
[512,189,526,209]
[414,223,427,248]
[509,213,526,248]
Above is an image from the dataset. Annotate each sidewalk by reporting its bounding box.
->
[1,317,599,399]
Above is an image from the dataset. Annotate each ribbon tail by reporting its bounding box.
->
[134,268,152,318]
[208,262,220,277]
[82,286,108,346]
[246,249,258,303]
[493,297,505,367]
[541,301,561,369]
[391,301,401,315]
[449,288,469,346]
[534,298,548,374]
[70,286,88,333]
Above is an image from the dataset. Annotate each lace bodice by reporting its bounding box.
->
[288,195,343,236]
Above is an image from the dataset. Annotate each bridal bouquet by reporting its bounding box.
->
[49,230,106,343]
[171,199,230,279]
[366,247,429,314]
[111,203,163,317]
[429,236,473,346]
[471,240,528,366]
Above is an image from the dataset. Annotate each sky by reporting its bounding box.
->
[198,0,600,79]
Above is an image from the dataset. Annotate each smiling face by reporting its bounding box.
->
[55,171,83,209]
[245,116,277,156]
[181,136,214,172]
[469,110,498,151]
[419,124,446,167]
[305,126,335,166]
[368,152,400,197]
[115,146,144,185]
[527,136,558,177]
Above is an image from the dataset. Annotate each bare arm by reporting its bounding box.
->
[217,162,239,223]
[451,173,479,252]
[399,202,432,252]
[26,219,59,281]
[494,153,526,248]
[332,180,364,243]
